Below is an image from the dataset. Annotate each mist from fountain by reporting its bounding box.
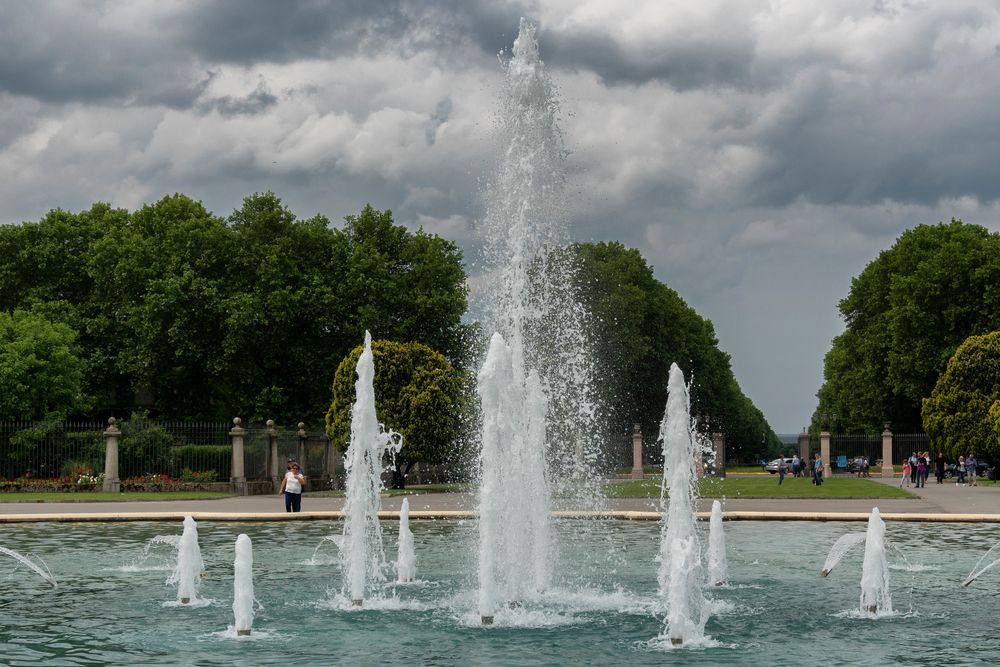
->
[706,500,728,587]
[167,516,204,604]
[656,363,707,646]
[341,331,403,606]
[396,498,416,583]
[821,532,866,577]
[233,534,254,636]
[0,546,57,587]
[859,508,892,616]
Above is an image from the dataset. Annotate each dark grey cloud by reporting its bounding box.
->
[196,78,279,116]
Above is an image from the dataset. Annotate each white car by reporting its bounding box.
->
[765,457,796,474]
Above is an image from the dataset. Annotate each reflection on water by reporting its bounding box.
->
[0,520,999,666]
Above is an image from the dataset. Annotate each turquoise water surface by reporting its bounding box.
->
[1,518,998,665]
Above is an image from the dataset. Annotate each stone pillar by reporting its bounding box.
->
[712,432,726,477]
[102,417,121,492]
[820,430,832,478]
[267,419,279,493]
[297,422,310,491]
[230,417,247,496]
[631,424,644,480]
[798,428,810,464]
[881,423,894,478]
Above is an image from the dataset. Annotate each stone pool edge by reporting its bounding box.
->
[2,510,1000,523]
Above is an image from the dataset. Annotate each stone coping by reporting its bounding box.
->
[2,510,999,523]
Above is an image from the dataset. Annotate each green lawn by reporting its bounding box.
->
[0,491,235,503]
[604,476,915,499]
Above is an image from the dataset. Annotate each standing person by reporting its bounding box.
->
[916,456,927,488]
[279,461,306,512]
[900,459,911,488]
[908,452,919,486]
[922,452,932,486]
[966,454,978,487]
[935,452,946,485]
[778,456,787,485]
[813,454,824,486]
[956,456,966,485]
[792,454,801,478]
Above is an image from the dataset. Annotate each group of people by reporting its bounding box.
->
[899,451,979,488]
[776,453,824,486]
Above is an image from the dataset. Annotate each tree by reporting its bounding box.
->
[922,331,1000,460]
[0,309,89,420]
[570,241,779,463]
[326,339,466,488]
[817,220,1000,432]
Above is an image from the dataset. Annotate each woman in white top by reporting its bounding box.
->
[278,462,305,512]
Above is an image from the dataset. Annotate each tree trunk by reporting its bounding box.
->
[390,461,414,489]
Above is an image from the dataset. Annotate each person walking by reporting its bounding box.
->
[908,452,919,486]
[956,456,966,485]
[778,456,787,485]
[915,456,927,488]
[792,454,801,478]
[278,461,306,512]
[901,460,911,488]
[813,454,824,486]
[935,452,946,485]
[966,454,978,487]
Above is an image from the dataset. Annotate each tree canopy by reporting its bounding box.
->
[570,241,779,462]
[0,193,468,424]
[816,220,1000,432]
[922,331,1000,460]
[326,339,466,487]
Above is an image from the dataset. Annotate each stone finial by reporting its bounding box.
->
[108,417,117,427]
[633,423,641,435]
[233,417,242,427]
[266,419,275,428]
[298,422,305,429]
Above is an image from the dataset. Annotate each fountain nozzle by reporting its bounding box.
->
[481,616,494,626]
[821,569,830,577]
[180,597,190,604]
[670,638,683,646]
[352,599,363,607]
[237,629,251,636]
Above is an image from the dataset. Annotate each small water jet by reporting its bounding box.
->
[706,500,728,587]
[656,363,707,647]
[307,535,342,566]
[341,331,403,607]
[397,497,416,583]
[820,532,866,577]
[0,546,57,587]
[962,543,1000,587]
[233,534,254,637]
[859,508,891,615]
[167,516,204,604]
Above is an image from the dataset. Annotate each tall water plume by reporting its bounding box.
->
[233,534,254,636]
[859,507,892,615]
[341,331,403,605]
[657,363,707,646]
[168,516,204,604]
[706,500,728,587]
[396,497,416,583]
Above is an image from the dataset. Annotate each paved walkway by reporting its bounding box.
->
[1,474,997,521]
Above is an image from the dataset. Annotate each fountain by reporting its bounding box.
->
[167,516,204,604]
[821,532,866,577]
[396,497,416,583]
[962,543,1000,587]
[0,546,57,587]
[859,508,892,615]
[341,330,403,606]
[706,500,728,587]
[233,534,254,637]
[656,363,708,646]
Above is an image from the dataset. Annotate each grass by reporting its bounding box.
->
[308,482,472,498]
[0,491,236,503]
[604,476,916,499]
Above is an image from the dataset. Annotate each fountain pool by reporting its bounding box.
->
[1,519,999,665]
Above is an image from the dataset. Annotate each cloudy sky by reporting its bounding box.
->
[3,0,1000,432]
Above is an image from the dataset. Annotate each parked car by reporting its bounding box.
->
[844,457,873,476]
[765,457,796,474]
[944,459,991,479]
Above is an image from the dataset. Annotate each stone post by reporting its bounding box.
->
[881,422,894,478]
[798,428,810,465]
[820,430,832,478]
[712,432,726,477]
[230,417,247,496]
[630,424,644,480]
[297,422,311,491]
[102,417,121,492]
[267,419,279,493]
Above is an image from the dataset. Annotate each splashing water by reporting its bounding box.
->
[0,546,57,587]
[820,532,866,577]
[233,534,255,636]
[706,500,728,587]
[962,542,1000,586]
[859,508,892,616]
[657,363,708,646]
[397,498,416,583]
[167,516,204,604]
[306,535,343,566]
[341,330,403,606]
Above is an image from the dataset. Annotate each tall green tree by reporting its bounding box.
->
[817,220,1000,432]
[326,339,466,487]
[570,241,778,462]
[0,309,89,420]
[922,331,1000,459]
